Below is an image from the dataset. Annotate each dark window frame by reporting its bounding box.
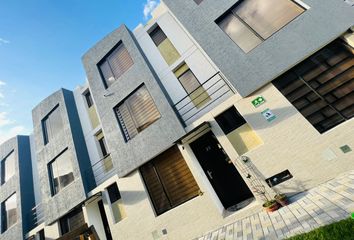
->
[59,207,84,236]
[48,148,75,196]
[97,41,134,89]
[273,39,354,133]
[114,84,161,142]
[107,183,122,204]
[1,193,17,233]
[41,104,62,145]
[216,0,305,53]
[1,150,15,185]
[176,66,203,95]
[84,91,93,108]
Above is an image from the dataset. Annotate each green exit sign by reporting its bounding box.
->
[252,96,266,108]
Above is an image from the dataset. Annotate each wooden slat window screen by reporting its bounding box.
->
[150,26,167,47]
[114,85,160,141]
[174,63,211,108]
[140,146,200,215]
[273,39,354,133]
[98,43,134,88]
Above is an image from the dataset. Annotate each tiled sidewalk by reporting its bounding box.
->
[194,171,354,240]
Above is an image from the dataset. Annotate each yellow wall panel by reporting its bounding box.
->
[88,106,100,129]
[157,38,181,65]
[227,123,263,155]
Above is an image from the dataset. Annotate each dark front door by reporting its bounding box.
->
[98,200,113,240]
[190,131,253,209]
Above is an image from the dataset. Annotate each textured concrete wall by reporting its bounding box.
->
[32,89,93,224]
[0,136,35,240]
[162,0,354,97]
[82,25,186,177]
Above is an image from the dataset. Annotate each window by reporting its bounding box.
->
[114,85,161,141]
[96,132,108,157]
[48,149,75,195]
[84,91,93,108]
[107,183,125,223]
[95,131,113,173]
[42,105,63,145]
[273,39,354,133]
[140,146,200,215]
[174,63,210,108]
[1,151,15,185]
[59,208,85,235]
[150,26,181,65]
[98,42,134,88]
[216,107,263,155]
[217,0,305,52]
[1,193,17,233]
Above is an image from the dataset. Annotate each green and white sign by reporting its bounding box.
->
[261,108,276,122]
[252,96,266,108]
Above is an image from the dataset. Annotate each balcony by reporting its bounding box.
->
[173,72,235,126]
[84,154,115,191]
[27,203,45,230]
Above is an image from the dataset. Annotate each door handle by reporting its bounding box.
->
[207,170,213,179]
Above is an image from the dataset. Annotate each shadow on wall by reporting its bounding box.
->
[120,190,148,205]
[240,105,298,131]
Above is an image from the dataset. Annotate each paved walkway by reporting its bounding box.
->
[194,171,354,240]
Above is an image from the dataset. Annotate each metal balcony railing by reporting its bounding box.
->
[84,154,115,191]
[173,72,234,126]
[27,203,44,230]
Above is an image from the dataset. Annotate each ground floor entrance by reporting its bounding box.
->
[190,131,254,210]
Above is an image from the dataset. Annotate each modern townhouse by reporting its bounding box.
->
[0,136,35,240]
[5,0,354,240]
[79,1,354,239]
[26,88,95,240]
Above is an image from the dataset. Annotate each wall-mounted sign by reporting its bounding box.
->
[340,145,352,154]
[252,96,266,108]
[261,108,276,122]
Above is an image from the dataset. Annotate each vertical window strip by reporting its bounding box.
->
[150,26,167,47]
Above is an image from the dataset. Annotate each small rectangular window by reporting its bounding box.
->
[216,106,262,155]
[1,193,17,233]
[95,131,113,173]
[98,42,134,88]
[106,183,125,223]
[84,91,93,108]
[1,151,15,185]
[42,105,63,145]
[48,149,75,195]
[114,85,161,141]
[273,39,354,133]
[140,146,200,215]
[149,26,180,65]
[217,0,305,53]
[174,63,210,108]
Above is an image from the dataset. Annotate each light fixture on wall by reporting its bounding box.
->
[104,92,114,97]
